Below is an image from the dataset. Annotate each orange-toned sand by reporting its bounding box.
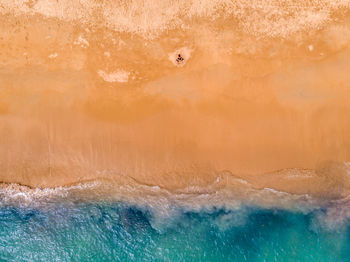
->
[1,0,350,200]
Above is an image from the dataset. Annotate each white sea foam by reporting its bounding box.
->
[1,166,350,230]
[0,177,314,211]
[0,181,101,207]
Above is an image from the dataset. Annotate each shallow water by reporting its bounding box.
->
[1,199,350,262]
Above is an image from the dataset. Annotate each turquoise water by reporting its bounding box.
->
[0,201,349,261]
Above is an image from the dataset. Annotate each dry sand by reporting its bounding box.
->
[1,0,350,200]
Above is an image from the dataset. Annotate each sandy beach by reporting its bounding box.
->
[1,0,350,200]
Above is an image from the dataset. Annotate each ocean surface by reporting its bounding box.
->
[1,195,350,261]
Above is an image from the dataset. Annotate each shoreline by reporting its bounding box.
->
[2,176,350,231]
[0,168,346,209]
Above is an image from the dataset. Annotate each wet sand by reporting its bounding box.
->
[1,0,350,200]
